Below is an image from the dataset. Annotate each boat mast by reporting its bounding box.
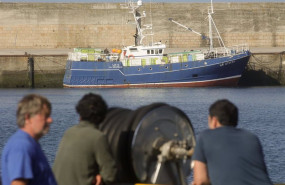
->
[122,0,150,46]
[208,0,227,51]
[169,0,227,51]
[208,0,214,51]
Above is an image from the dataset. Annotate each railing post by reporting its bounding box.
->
[278,52,282,81]
[28,56,35,88]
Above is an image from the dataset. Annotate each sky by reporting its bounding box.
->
[0,0,284,2]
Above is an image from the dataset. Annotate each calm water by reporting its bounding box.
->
[0,87,284,183]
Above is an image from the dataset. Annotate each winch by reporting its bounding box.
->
[99,103,196,185]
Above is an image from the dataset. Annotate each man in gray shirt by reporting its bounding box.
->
[53,93,117,185]
[192,99,272,185]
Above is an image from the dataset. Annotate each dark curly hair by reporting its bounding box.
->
[76,93,108,125]
[209,99,238,127]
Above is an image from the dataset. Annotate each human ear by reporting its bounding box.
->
[208,116,212,129]
[208,116,216,129]
[24,114,32,125]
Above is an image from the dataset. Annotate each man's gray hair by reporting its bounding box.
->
[17,94,51,128]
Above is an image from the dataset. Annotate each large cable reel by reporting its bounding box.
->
[99,103,196,185]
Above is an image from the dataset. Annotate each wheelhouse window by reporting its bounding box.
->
[130,48,138,52]
[151,50,154,54]
[147,50,150,54]
[159,49,163,54]
[155,50,158,54]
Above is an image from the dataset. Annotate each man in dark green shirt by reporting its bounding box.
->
[53,93,117,185]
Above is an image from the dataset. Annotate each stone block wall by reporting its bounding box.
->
[0,2,284,49]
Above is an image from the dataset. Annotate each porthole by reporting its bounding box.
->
[185,64,188,67]
[138,68,141,71]
[165,66,168,69]
[149,67,152,70]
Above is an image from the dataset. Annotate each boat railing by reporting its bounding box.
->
[68,52,120,62]
[227,44,249,55]
[210,44,249,58]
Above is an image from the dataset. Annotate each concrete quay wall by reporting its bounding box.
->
[0,2,284,49]
[0,55,66,88]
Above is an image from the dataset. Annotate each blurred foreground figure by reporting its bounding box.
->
[1,94,57,185]
[53,93,117,185]
[192,99,273,185]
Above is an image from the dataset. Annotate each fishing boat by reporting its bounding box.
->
[63,0,251,88]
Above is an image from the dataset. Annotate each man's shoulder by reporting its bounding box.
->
[3,131,35,155]
[7,130,34,146]
[198,129,217,138]
[68,123,103,133]
[198,127,258,140]
[235,128,259,139]
[65,123,105,139]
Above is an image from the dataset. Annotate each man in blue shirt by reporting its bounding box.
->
[192,99,272,185]
[1,94,57,185]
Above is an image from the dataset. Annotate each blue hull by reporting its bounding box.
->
[63,51,250,88]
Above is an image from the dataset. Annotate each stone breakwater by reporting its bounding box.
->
[0,2,284,49]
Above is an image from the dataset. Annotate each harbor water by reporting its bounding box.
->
[0,87,284,183]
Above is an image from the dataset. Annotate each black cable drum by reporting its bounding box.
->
[99,103,195,185]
